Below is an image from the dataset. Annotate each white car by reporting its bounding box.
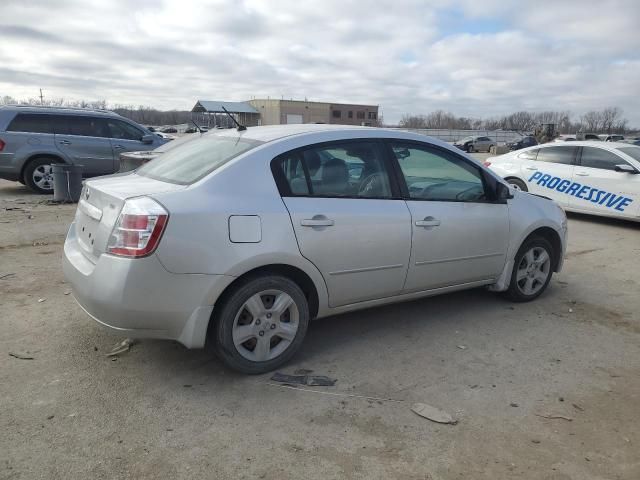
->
[486,142,640,221]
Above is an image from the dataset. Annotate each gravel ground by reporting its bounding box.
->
[1,176,639,480]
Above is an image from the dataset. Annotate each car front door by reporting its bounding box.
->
[388,141,509,292]
[53,115,115,175]
[274,140,412,307]
[569,146,640,217]
[522,145,578,206]
[106,119,156,158]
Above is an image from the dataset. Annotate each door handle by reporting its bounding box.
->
[113,144,125,150]
[575,172,589,176]
[415,217,441,227]
[58,140,71,145]
[301,218,334,227]
[525,166,538,171]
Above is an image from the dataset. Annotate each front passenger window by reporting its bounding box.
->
[391,142,487,202]
[107,120,144,141]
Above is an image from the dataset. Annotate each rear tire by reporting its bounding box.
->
[505,236,554,302]
[23,158,57,194]
[506,178,528,192]
[214,275,310,374]
[466,144,474,153]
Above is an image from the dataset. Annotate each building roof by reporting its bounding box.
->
[192,100,258,114]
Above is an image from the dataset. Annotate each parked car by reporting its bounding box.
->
[63,125,567,373]
[554,135,577,142]
[486,142,640,221]
[0,105,166,193]
[119,131,204,172]
[599,134,625,142]
[453,136,495,153]
[507,136,538,151]
[161,127,178,134]
[576,133,601,141]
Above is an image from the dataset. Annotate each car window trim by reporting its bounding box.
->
[382,139,501,204]
[535,145,579,165]
[270,138,403,200]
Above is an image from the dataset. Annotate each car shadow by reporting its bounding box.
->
[566,211,640,230]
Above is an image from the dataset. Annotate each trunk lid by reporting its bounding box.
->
[72,173,185,263]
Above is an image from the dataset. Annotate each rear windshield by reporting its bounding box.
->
[618,147,640,162]
[137,134,263,184]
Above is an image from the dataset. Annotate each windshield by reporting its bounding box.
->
[154,133,201,153]
[618,147,640,163]
[457,136,474,143]
[137,135,263,184]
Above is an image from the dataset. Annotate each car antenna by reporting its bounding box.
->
[189,119,205,133]
[221,106,246,131]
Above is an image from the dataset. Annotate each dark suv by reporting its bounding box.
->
[0,106,166,193]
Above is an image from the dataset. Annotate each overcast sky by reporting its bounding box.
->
[1,0,639,124]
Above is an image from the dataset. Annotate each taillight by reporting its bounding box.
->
[0,139,5,151]
[483,161,492,167]
[107,197,168,258]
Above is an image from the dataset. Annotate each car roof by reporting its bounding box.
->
[517,140,633,152]
[0,104,118,117]
[212,123,371,143]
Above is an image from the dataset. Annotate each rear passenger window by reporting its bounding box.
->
[275,142,393,199]
[580,147,627,171]
[67,116,109,137]
[6,114,53,134]
[517,149,539,160]
[536,146,577,165]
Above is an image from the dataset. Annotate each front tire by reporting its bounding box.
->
[506,178,528,192]
[214,275,310,374]
[505,236,554,302]
[466,144,474,153]
[23,158,57,194]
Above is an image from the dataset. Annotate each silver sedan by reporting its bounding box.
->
[63,125,567,373]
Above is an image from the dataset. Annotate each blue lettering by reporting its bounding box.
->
[529,172,542,182]
[576,185,590,199]
[606,195,623,208]
[615,198,633,212]
[556,179,571,192]
[566,182,581,196]
[593,190,605,203]
[598,192,612,205]
[538,174,552,186]
[584,187,597,202]
[547,176,561,189]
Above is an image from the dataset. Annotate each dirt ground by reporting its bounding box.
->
[1,176,639,480]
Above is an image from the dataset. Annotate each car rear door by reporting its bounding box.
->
[388,140,509,292]
[53,115,115,175]
[569,146,639,217]
[274,140,412,307]
[522,145,578,206]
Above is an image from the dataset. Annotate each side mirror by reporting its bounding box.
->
[615,164,638,174]
[496,182,514,200]
[141,134,155,144]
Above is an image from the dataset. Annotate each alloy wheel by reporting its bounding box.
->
[516,247,551,295]
[32,165,54,191]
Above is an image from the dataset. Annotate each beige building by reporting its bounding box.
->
[247,99,379,126]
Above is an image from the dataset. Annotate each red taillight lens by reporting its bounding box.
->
[483,161,492,167]
[107,197,168,258]
[0,139,5,152]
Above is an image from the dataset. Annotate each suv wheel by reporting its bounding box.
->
[23,158,57,194]
[505,236,554,302]
[214,275,310,374]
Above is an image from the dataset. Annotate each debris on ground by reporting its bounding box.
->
[534,413,573,422]
[510,403,519,408]
[105,338,137,357]
[9,352,35,360]
[572,403,584,412]
[47,415,54,420]
[411,403,458,425]
[0,273,16,280]
[64,290,71,295]
[271,372,336,386]
[37,298,46,303]
[531,439,541,444]
[569,308,574,313]
[456,345,467,350]
[294,368,313,375]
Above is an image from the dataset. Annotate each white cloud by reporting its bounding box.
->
[0,0,639,125]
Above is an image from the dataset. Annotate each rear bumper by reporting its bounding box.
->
[62,222,234,348]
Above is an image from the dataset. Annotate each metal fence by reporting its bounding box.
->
[394,128,524,144]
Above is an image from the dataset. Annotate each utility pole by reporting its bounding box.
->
[39,89,44,105]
